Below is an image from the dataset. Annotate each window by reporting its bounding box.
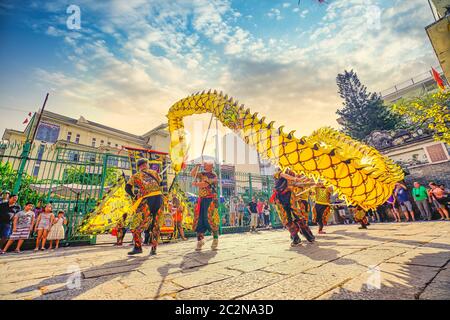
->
[33,144,46,177]
[75,134,80,144]
[100,140,104,146]
[426,144,448,163]
[107,141,111,146]
[66,132,72,142]
[86,152,96,163]
[91,138,96,147]
[67,151,80,162]
[115,143,119,148]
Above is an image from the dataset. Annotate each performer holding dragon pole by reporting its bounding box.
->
[125,158,163,256]
[313,183,333,235]
[272,168,315,247]
[191,161,220,251]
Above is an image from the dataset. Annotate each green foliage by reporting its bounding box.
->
[0,162,45,207]
[336,70,405,140]
[62,166,120,186]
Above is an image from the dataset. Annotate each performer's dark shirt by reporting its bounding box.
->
[0,202,21,224]
[274,176,288,193]
[248,201,258,213]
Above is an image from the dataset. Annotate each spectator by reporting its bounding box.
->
[263,201,271,228]
[395,183,415,222]
[412,182,432,221]
[34,203,54,251]
[257,198,264,227]
[377,203,389,222]
[48,210,67,250]
[428,183,449,220]
[387,194,401,222]
[0,194,21,248]
[172,196,187,241]
[439,184,450,203]
[248,197,258,232]
[34,200,43,219]
[1,202,35,254]
[229,197,237,227]
[237,198,245,227]
[1,190,10,203]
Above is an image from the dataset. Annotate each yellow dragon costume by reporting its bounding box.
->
[168,90,404,210]
[81,90,404,240]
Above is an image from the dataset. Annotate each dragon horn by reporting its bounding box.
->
[287,130,296,139]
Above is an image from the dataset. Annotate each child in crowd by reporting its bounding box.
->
[34,203,54,251]
[48,210,67,250]
[1,202,35,254]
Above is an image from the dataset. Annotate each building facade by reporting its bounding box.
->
[1,110,169,180]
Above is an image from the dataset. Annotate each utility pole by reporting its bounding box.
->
[13,93,49,194]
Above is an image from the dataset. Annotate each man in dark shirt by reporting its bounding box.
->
[0,194,21,247]
[248,197,258,232]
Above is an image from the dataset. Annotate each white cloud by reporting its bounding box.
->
[16,0,439,137]
[267,8,283,20]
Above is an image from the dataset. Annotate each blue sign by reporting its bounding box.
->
[36,122,60,143]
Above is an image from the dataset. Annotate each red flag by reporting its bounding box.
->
[22,118,29,124]
[432,67,445,90]
[28,112,32,117]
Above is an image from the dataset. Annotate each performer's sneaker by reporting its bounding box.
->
[128,247,143,255]
[195,240,205,251]
[291,239,302,247]
[149,247,157,256]
[211,239,219,250]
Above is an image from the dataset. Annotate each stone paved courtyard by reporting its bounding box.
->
[1,221,450,300]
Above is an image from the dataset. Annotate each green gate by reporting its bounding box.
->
[0,142,132,243]
[0,141,283,242]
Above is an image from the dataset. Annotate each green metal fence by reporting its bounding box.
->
[0,142,131,242]
[0,142,282,241]
[168,165,282,228]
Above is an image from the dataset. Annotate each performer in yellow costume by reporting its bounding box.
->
[351,206,370,229]
[125,158,163,256]
[313,184,333,234]
[191,161,220,251]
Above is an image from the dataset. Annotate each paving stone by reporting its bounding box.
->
[317,263,441,300]
[1,222,449,300]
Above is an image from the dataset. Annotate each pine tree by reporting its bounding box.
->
[336,70,402,140]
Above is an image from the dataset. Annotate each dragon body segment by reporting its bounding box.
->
[167,90,404,210]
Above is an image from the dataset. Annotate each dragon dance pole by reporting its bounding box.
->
[215,117,223,234]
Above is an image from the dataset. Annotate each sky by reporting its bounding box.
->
[0,0,439,159]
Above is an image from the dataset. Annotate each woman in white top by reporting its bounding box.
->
[34,204,54,251]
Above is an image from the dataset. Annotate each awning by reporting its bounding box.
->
[29,183,111,199]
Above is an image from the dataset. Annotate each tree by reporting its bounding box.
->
[390,90,450,144]
[63,166,119,186]
[0,162,45,207]
[336,70,404,140]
